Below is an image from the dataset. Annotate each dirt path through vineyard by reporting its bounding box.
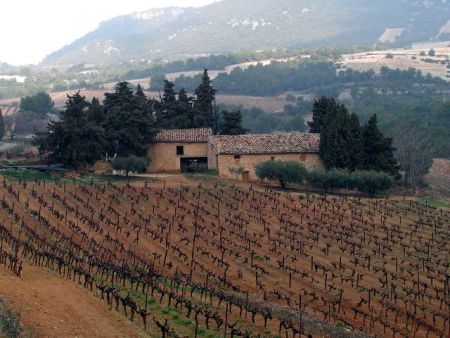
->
[0,263,145,338]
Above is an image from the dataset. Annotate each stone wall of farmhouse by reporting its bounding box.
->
[216,153,325,180]
[147,142,208,173]
[207,143,218,169]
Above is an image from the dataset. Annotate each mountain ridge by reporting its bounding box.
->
[42,0,450,66]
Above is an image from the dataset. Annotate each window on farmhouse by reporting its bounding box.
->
[176,146,184,155]
[300,154,306,161]
[271,156,275,161]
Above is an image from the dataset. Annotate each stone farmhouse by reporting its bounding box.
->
[147,128,212,173]
[147,128,324,180]
[208,133,324,180]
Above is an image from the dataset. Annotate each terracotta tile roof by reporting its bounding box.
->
[209,133,320,155]
[155,128,212,143]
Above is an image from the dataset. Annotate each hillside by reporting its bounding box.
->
[43,0,450,66]
[0,173,449,337]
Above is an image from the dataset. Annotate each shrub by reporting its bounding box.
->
[255,161,307,188]
[308,169,394,196]
[111,156,148,177]
[353,170,394,197]
[0,299,22,338]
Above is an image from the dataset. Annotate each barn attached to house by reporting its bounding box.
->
[147,128,212,173]
[207,133,324,181]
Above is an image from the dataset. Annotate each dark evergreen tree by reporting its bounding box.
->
[20,92,55,116]
[362,114,400,177]
[103,81,134,112]
[320,104,364,170]
[220,110,246,135]
[33,92,105,167]
[174,88,194,128]
[103,82,157,157]
[308,96,338,133]
[155,80,178,129]
[135,84,146,98]
[87,97,104,125]
[162,80,176,104]
[193,69,216,128]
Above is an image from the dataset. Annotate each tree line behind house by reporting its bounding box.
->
[31,70,427,194]
[33,71,246,171]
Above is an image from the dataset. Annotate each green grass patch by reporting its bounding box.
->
[1,168,56,182]
[0,168,157,185]
[0,298,29,338]
[416,196,450,208]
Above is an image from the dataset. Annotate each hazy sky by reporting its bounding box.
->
[0,0,217,65]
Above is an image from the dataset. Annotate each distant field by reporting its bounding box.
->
[340,45,450,80]
[0,89,292,114]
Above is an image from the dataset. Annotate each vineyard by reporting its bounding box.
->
[0,175,449,337]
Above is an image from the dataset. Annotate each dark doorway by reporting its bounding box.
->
[180,157,208,173]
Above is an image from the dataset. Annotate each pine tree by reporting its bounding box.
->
[193,69,216,128]
[308,96,338,133]
[362,114,400,177]
[33,92,105,167]
[220,110,246,135]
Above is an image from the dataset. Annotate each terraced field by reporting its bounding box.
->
[0,176,448,337]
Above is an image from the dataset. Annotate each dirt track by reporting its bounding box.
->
[0,263,145,338]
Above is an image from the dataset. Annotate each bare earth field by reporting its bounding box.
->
[0,263,144,338]
[0,175,448,337]
[0,90,290,113]
[340,45,450,80]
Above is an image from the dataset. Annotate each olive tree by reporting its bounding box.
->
[255,161,307,188]
[111,156,148,177]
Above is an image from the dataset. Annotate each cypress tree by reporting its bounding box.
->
[308,96,338,133]
[175,88,194,128]
[320,104,364,170]
[162,80,176,104]
[362,114,400,177]
[193,69,216,128]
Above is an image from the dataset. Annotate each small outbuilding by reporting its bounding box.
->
[207,133,324,181]
[147,128,212,173]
